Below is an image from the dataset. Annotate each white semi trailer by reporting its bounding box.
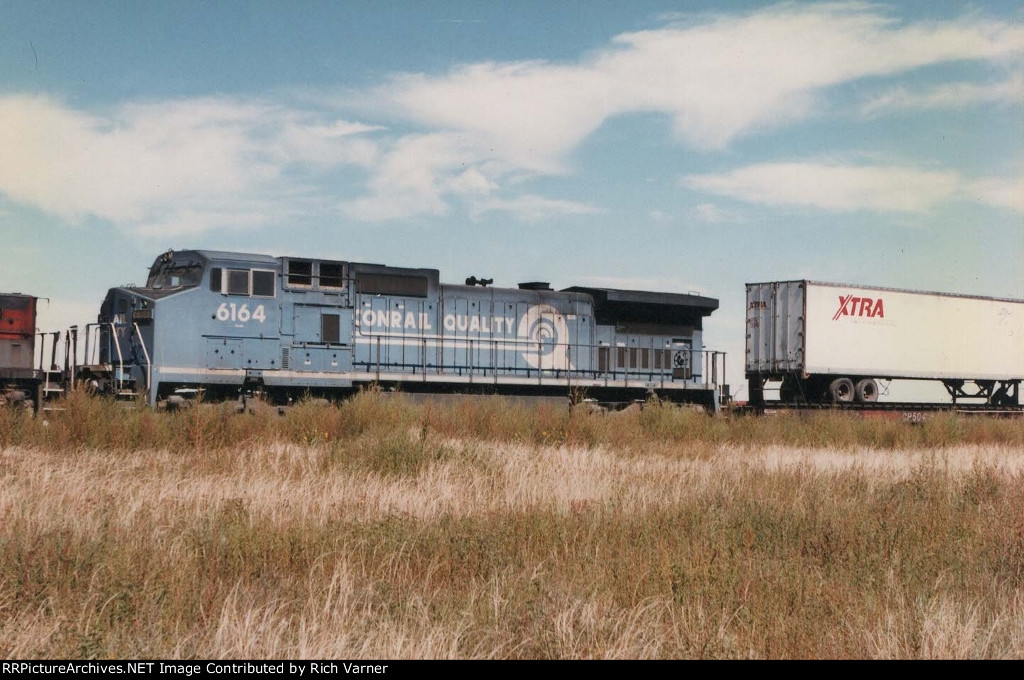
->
[745,281,1023,406]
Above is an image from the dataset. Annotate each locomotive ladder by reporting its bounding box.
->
[108,323,126,396]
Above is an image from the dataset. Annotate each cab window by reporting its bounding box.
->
[226,269,249,295]
[146,262,203,290]
[252,270,276,297]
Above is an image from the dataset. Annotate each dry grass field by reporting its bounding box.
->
[1,390,1023,658]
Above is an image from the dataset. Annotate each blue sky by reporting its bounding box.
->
[1,1,1021,399]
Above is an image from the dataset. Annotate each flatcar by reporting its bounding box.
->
[80,250,727,410]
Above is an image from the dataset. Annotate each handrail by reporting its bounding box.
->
[69,326,78,388]
[84,322,100,366]
[133,322,152,398]
[37,331,46,372]
[358,337,726,388]
[49,331,59,371]
[109,322,125,393]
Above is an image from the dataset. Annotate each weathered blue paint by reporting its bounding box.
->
[93,250,723,408]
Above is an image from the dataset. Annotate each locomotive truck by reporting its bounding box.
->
[80,250,727,410]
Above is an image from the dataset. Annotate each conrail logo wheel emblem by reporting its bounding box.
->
[518,304,572,370]
[833,294,885,320]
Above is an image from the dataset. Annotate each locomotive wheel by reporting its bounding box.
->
[828,377,855,403]
[855,378,878,403]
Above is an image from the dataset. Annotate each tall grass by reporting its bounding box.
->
[1,390,1022,658]
[2,388,1022,453]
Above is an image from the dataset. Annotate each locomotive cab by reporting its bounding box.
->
[85,250,210,400]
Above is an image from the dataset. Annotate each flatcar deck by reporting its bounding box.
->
[737,401,1024,418]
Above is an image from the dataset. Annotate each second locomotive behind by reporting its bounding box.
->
[0,293,43,408]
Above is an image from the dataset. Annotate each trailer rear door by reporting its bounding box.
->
[745,281,806,376]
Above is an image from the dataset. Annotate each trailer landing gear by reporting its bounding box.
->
[943,379,1020,407]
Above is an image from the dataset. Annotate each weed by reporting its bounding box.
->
[1,395,1022,657]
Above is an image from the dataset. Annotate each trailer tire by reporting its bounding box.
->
[855,378,878,403]
[828,378,855,403]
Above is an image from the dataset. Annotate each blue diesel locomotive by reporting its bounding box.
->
[81,250,726,409]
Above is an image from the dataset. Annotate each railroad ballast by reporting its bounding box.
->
[746,280,1023,406]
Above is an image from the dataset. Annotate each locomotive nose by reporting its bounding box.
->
[89,287,157,401]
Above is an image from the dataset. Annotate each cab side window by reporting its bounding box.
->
[252,270,276,297]
[210,267,276,298]
[226,270,249,295]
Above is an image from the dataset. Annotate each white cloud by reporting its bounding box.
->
[376,3,1024,161]
[336,3,1023,222]
[315,120,386,137]
[966,175,1024,212]
[270,116,382,168]
[2,5,1022,230]
[384,62,610,173]
[683,161,1024,215]
[339,132,491,222]
[0,95,381,235]
[861,75,1024,116]
[695,203,728,223]
[132,205,281,239]
[469,194,602,222]
[445,167,498,196]
[683,162,961,213]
